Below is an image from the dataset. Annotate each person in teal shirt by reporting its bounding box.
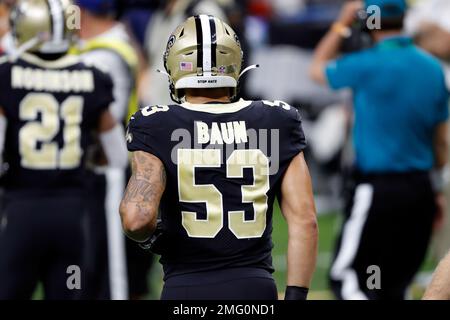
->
[311,0,449,300]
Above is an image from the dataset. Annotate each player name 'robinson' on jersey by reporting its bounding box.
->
[11,65,95,93]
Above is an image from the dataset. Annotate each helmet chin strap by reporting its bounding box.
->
[156,69,182,104]
[239,64,259,79]
[8,32,50,62]
[229,64,259,102]
[156,69,171,77]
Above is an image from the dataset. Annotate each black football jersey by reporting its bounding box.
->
[0,53,114,193]
[127,99,307,279]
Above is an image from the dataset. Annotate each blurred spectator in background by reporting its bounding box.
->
[0,1,8,53]
[73,0,152,300]
[405,0,450,262]
[247,0,272,18]
[143,0,229,105]
[405,0,450,88]
[117,1,156,47]
[310,0,449,300]
[0,0,15,54]
[76,0,138,123]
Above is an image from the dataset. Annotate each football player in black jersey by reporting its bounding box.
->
[120,15,318,300]
[0,0,127,299]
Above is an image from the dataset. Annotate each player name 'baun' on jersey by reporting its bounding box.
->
[196,121,248,145]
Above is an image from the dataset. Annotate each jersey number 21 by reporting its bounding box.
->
[19,93,83,170]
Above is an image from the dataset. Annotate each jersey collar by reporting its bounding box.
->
[180,99,252,114]
[19,52,81,69]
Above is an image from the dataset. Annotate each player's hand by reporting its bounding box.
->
[337,0,364,26]
[434,192,446,232]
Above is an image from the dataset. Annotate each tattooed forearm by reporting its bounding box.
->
[122,176,157,203]
[160,166,167,186]
[120,151,166,241]
[123,151,166,203]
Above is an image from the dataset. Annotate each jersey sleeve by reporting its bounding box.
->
[92,67,115,114]
[86,67,115,129]
[126,107,164,160]
[269,101,307,159]
[0,61,9,113]
[286,105,307,155]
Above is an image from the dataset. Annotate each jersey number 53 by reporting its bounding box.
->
[178,149,270,239]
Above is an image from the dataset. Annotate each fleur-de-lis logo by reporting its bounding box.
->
[126,128,133,144]
[164,34,176,65]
